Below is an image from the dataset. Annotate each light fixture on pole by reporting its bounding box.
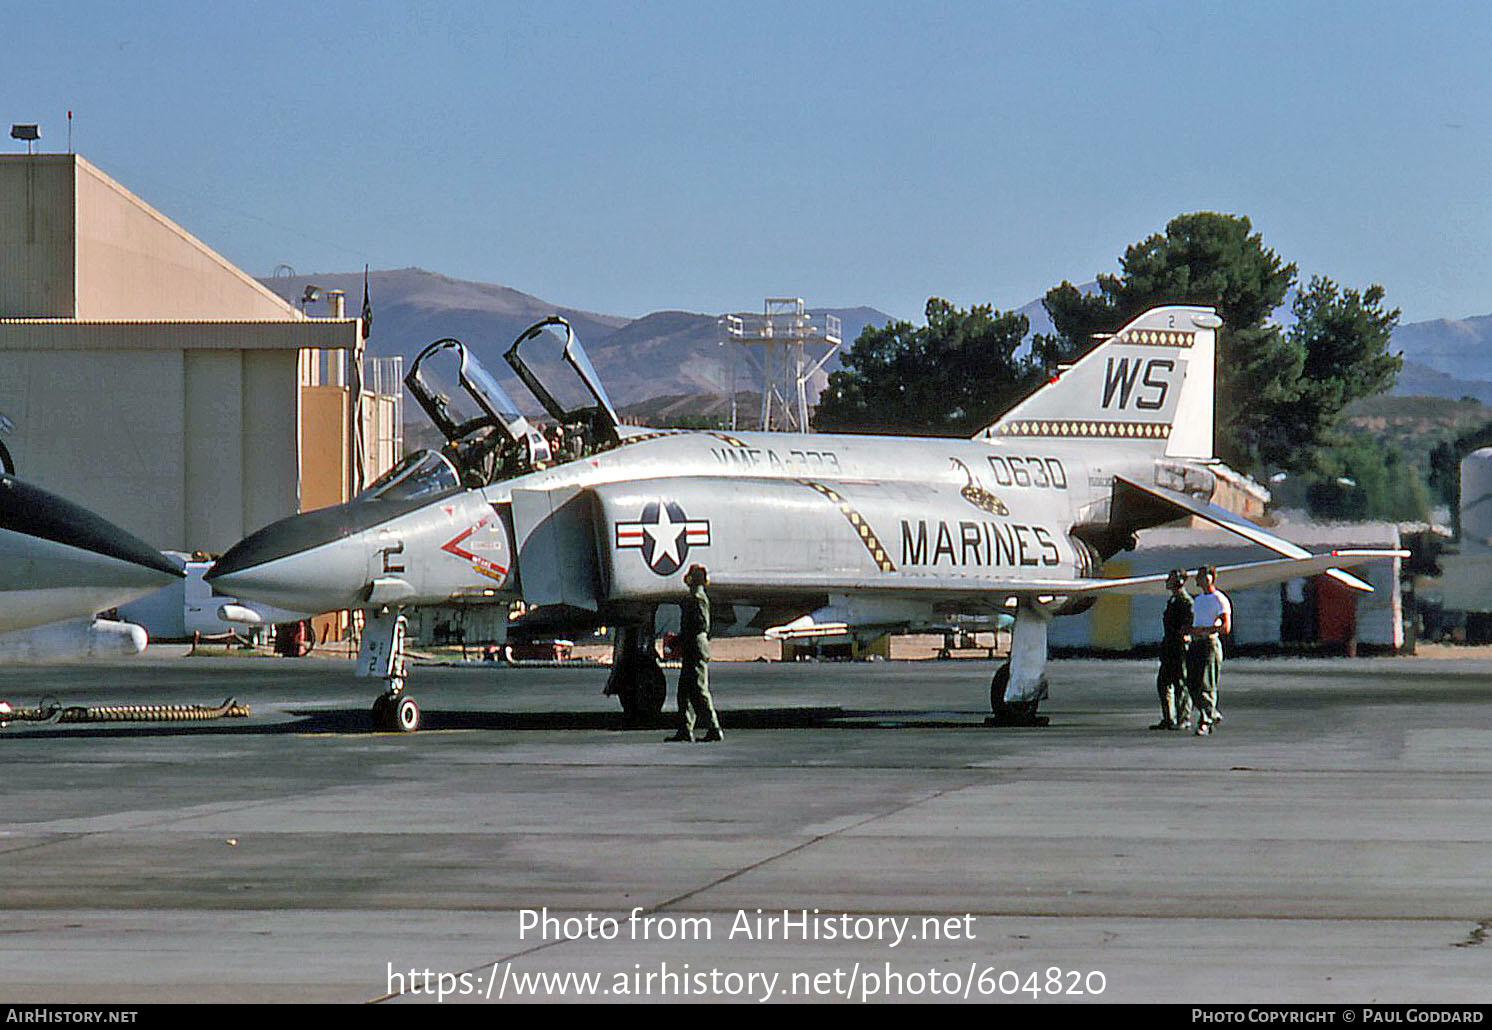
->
[10,124,39,155]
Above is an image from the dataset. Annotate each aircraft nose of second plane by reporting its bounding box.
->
[0,474,184,634]
[0,474,184,587]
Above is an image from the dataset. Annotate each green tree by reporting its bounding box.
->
[1037,212,1306,472]
[1428,439,1461,511]
[1429,421,1492,536]
[813,212,1401,458]
[1305,436,1429,522]
[812,298,1036,436]
[1279,277,1402,470]
[1039,214,1404,476]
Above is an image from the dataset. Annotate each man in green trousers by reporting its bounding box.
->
[1186,565,1232,737]
[1151,568,1193,731]
[666,564,723,743]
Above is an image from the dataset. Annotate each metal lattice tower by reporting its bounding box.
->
[723,298,841,432]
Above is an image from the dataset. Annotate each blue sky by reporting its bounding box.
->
[10,1,1492,324]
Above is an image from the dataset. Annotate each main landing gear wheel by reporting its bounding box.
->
[987,663,1050,727]
[606,622,668,720]
[989,662,1009,712]
[610,659,667,720]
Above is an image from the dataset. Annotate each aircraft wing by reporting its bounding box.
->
[707,548,1403,604]
[1047,550,1406,597]
[1113,475,1382,592]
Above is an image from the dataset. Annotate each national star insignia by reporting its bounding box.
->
[642,503,684,567]
[615,500,712,576]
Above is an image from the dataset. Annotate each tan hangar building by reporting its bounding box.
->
[0,152,393,556]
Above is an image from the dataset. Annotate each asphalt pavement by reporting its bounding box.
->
[0,650,1488,1003]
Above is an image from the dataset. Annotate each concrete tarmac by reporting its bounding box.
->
[0,650,1489,1004]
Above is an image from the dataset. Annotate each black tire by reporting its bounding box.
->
[617,662,667,719]
[394,696,421,733]
[636,662,667,718]
[370,694,394,731]
[988,666,1050,727]
[989,663,1010,712]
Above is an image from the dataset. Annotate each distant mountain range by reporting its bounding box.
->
[1388,316,1492,403]
[259,268,1492,414]
[260,268,890,417]
[1393,358,1492,405]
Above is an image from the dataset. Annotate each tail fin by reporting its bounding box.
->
[977,306,1218,461]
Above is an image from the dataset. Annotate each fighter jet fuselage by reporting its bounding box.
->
[209,428,1149,620]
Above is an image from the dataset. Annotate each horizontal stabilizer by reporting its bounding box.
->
[1115,476,1381,592]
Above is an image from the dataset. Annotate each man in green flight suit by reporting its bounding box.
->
[666,564,723,743]
[1150,568,1193,731]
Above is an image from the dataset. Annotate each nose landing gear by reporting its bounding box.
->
[361,609,421,732]
[371,690,421,733]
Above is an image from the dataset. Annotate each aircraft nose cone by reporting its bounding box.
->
[207,502,399,613]
[0,474,183,585]
[207,506,360,585]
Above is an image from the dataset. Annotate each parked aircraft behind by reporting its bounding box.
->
[0,472,184,656]
[208,308,1402,731]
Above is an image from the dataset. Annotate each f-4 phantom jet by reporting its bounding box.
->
[207,306,1402,731]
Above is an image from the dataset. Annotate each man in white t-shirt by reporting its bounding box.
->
[1185,565,1232,736]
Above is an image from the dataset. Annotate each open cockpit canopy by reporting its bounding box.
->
[401,317,621,487]
[404,336,549,486]
[406,337,535,446]
[504,316,621,449]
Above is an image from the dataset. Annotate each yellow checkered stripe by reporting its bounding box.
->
[617,430,748,450]
[797,479,896,572]
[994,420,1170,439]
[1116,329,1195,348]
[614,430,687,449]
